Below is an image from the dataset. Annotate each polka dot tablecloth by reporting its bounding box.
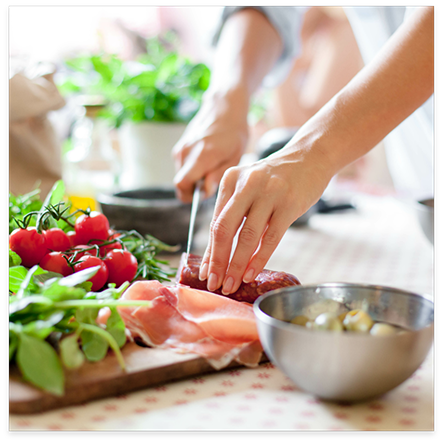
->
[9,193,434,431]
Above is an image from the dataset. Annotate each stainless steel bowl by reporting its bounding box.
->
[254,283,434,402]
[416,198,434,244]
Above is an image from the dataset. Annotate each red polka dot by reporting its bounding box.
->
[334,412,349,420]
[281,385,297,391]
[368,403,384,410]
[401,407,417,414]
[61,412,75,419]
[251,383,264,389]
[257,372,270,379]
[92,416,106,422]
[399,418,415,426]
[365,416,382,423]
[104,404,117,411]
[134,408,148,414]
[192,377,206,384]
[47,424,62,430]
[404,395,419,402]
[184,388,197,395]
[222,380,234,387]
[144,396,158,403]
[214,391,227,396]
[175,399,188,405]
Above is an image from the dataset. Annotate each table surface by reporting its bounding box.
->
[9,192,434,431]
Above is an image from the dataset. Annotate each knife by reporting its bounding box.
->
[186,179,204,265]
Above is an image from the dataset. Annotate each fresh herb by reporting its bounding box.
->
[9,188,43,234]
[9,265,152,395]
[8,182,178,394]
[112,230,178,282]
[56,32,211,128]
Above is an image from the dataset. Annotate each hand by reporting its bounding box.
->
[172,90,249,203]
[198,141,334,295]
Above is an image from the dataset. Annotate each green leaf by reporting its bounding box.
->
[33,270,64,285]
[36,180,65,230]
[106,308,127,348]
[9,250,22,267]
[16,333,64,396]
[9,266,29,293]
[75,306,100,324]
[60,335,85,369]
[80,329,109,362]
[9,265,48,298]
[58,266,99,287]
[9,295,54,316]
[21,312,64,339]
[41,281,87,302]
[9,330,18,361]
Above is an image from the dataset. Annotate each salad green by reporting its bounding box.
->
[9,181,177,395]
[8,263,152,395]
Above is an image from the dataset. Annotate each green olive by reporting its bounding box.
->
[337,311,348,324]
[370,322,398,336]
[290,315,310,326]
[312,312,343,332]
[343,309,374,332]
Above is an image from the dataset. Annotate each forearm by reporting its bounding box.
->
[207,8,283,103]
[284,6,434,176]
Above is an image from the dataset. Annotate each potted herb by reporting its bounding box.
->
[57,33,211,189]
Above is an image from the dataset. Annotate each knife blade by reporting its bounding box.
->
[186,179,204,265]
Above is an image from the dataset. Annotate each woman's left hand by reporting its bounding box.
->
[198,141,334,295]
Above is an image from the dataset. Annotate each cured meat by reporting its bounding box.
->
[177,253,301,303]
[117,280,263,370]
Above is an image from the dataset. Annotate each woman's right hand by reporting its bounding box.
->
[172,89,250,203]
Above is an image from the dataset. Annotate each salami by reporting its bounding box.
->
[177,253,301,304]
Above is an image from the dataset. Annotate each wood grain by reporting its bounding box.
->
[9,342,267,414]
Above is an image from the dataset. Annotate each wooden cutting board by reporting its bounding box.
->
[10,342,267,415]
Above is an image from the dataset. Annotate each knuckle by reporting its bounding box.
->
[210,219,231,243]
[209,255,227,271]
[262,229,280,248]
[221,166,240,185]
[238,224,258,245]
[228,259,244,274]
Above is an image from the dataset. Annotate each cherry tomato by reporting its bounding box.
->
[74,212,110,245]
[103,250,138,287]
[39,252,73,276]
[43,228,71,253]
[68,244,97,260]
[73,255,109,291]
[9,227,47,267]
[66,230,79,247]
[98,238,124,257]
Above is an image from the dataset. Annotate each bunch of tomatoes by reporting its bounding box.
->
[9,211,138,291]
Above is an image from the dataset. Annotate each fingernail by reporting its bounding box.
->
[222,276,234,295]
[199,262,208,281]
[243,268,255,283]
[207,273,219,291]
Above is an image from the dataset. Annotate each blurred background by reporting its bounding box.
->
[9,5,396,209]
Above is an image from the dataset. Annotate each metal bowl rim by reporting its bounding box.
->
[253,282,434,337]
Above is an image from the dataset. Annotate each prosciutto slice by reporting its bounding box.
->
[117,280,263,370]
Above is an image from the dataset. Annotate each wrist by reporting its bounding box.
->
[201,86,250,125]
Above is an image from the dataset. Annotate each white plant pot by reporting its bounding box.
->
[118,121,187,189]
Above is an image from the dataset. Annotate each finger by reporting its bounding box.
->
[206,193,251,292]
[203,161,235,199]
[242,210,291,283]
[206,205,246,292]
[173,142,207,203]
[221,201,273,295]
[199,170,237,281]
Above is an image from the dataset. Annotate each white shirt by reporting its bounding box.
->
[215,6,434,200]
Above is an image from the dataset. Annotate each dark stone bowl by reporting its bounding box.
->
[97,187,214,251]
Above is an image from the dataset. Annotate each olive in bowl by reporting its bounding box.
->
[253,283,434,402]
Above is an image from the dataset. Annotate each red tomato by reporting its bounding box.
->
[103,250,138,287]
[39,252,73,276]
[99,239,124,257]
[66,230,79,247]
[74,212,110,245]
[68,244,97,260]
[9,227,47,267]
[73,255,109,291]
[43,228,71,253]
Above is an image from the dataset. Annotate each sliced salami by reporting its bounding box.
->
[177,253,301,304]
